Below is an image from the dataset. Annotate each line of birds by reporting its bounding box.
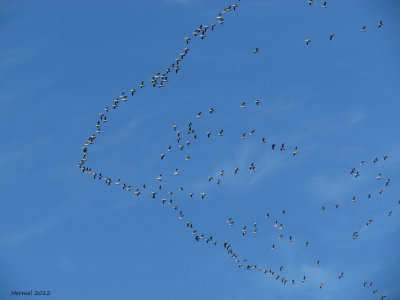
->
[303,20,383,45]
[76,0,393,297]
[237,219,312,251]
[159,103,299,178]
[363,281,386,299]
[78,1,241,182]
[254,19,383,51]
[350,157,397,242]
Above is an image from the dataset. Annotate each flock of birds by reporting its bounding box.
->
[317,155,397,244]
[301,17,383,46]
[253,1,384,51]
[76,1,395,299]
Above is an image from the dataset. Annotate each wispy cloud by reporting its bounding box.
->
[0,199,139,249]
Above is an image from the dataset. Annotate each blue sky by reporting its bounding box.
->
[1,0,400,299]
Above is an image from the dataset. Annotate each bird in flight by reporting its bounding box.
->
[242,226,247,236]
[293,147,298,156]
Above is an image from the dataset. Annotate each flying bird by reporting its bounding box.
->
[242,226,247,236]
[293,147,298,156]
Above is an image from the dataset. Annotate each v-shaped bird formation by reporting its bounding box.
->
[76,1,395,299]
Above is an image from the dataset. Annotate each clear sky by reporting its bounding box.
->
[1,0,400,300]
